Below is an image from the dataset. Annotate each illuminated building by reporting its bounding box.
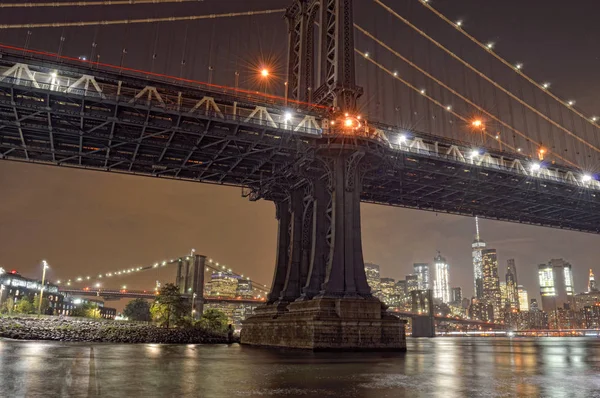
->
[207,272,239,298]
[574,291,600,311]
[433,252,450,303]
[380,277,396,306]
[482,249,502,320]
[588,269,597,292]
[472,217,486,298]
[506,259,519,310]
[406,274,419,293]
[500,282,507,308]
[413,263,430,291]
[582,304,600,329]
[468,298,494,322]
[236,279,254,299]
[364,263,381,297]
[0,270,65,315]
[518,285,529,311]
[538,259,574,313]
[450,287,462,306]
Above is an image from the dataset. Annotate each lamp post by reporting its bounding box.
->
[38,260,49,314]
[191,292,197,319]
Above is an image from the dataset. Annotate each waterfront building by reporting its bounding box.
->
[506,259,519,310]
[472,216,486,299]
[588,269,597,292]
[414,263,431,291]
[207,272,239,298]
[433,252,450,303]
[518,286,529,311]
[364,263,381,297]
[0,269,65,315]
[538,259,574,313]
[482,249,502,320]
[468,298,494,323]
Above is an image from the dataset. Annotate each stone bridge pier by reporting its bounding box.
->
[241,137,406,351]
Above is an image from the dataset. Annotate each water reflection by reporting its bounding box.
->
[0,338,599,397]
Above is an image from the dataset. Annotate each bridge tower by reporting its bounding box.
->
[242,0,406,351]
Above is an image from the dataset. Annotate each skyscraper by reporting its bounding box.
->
[433,251,450,303]
[506,259,520,310]
[538,259,575,312]
[472,216,486,298]
[364,263,381,297]
[588,269,597,292]
[482,249,502,320]
[380,277,396,306]
[451,287,462,305]
[518,285,529,311]
[414,263,431,291]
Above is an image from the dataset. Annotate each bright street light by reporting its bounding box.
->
[582,174,592,183]
[38,260,49,314]
[261,69,269,78]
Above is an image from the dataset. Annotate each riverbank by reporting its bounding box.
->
[0,316,232,344]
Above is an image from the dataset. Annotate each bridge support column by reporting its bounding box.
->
[242,144,406,351]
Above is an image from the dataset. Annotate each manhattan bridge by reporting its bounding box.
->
[0,0,599,349]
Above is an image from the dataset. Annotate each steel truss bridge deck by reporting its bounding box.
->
[1,50,600,233]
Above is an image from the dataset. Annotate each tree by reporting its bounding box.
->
[0,296,14,314]
[123,298,151,322]
[150,283,189,329]
[71,302,100,318]
[13,297,35,314]
[197,309,228,334]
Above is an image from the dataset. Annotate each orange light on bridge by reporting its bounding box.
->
[472,119,483,128]
[538,147,546,160]
[344,118,354,127]
[260,69,269,78]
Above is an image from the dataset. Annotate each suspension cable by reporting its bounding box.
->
[0,9,286,29]
[418,0,600,130]
[356,48,577,168]
[355,25,576,167]
[0,0,202,8]
[373,0,600,158]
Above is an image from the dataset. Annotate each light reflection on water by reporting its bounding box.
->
[1,338,600,397]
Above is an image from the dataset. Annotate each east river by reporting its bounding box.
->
[1,338,600,397]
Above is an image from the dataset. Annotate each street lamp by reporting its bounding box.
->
[38,260,49,314]
[191,292,197,319]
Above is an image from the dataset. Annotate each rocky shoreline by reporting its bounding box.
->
[0,317,234,344]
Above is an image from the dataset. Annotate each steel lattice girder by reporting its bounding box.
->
[2,53,600,234]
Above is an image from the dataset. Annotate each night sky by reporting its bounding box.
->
[1,0,600,307]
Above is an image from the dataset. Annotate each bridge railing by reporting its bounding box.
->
[0,66,324,137]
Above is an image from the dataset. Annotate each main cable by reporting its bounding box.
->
[356,49,577,168]
[355,25,576,167]
[373,0,600,158]
[418,0,600,130]
[0,0,202,8]
[0,9,286,29]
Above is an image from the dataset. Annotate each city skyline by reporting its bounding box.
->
[2,161,600,306]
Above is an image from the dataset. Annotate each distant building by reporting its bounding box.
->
[433,252,450,303]
[538,259,574,313]
[405,274,419,293]
[588,269,597,292]
[574,291,600,311]
[0,269,64,314]
[450,287,462,305]
[380,277,396,306]
[472,216,486,299]
[518,285,529,311]
[482,249,502,320]
[506,259,519,311]
[582,304,600,329]
[207,272,239,298]
[236,279,254,299]
[468,298,494,323]
[364,263,381,297]
[413,263,430,291]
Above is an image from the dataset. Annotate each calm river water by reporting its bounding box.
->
[1,338,600,397]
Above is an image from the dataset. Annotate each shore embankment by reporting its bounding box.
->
[0,316,233,344]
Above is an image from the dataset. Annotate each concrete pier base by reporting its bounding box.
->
[241,298,406,351]
[411,315,436,338]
